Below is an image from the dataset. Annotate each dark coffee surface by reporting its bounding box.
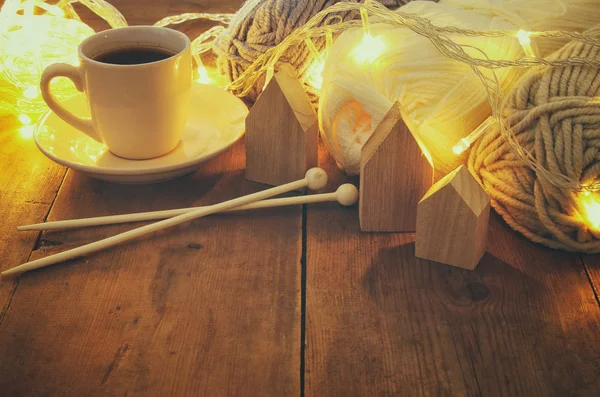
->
[94,47,176,65]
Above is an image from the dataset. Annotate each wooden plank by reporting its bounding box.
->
[0,116,66,324]
[0,0,238,320]
[0,140,302,396]
[579,255,600,309]
[306,144,600,397]
[3,1,301,394]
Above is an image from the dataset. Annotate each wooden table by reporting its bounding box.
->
[1,1,600,396]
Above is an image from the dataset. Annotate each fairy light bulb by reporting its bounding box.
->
[303,38,326,91]
[350,33,386,64]
[578,191,600,231]
[19,125,35,139]
[196,63,212,84]
[516,30,535,57]
[349,5,386,65]
[452,116,497,155]
[23,86,39,99]
[18,114,32,125]
[306,57,325,90]
[453,138,471,155]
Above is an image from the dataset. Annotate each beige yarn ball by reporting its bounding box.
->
[469,38,600,253]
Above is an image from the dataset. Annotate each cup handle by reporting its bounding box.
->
[40,63,102,143]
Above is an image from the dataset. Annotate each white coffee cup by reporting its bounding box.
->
[40,26,192,160]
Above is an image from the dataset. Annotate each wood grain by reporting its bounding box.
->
[0,116,67,324]
[416,165,490,270]
[3,1,600,396]
[0,1,300,395]
[578,254,600,312]
[359,104,433,232]
[306,143,600,397]
[0,141,302,397]
[0,0,244,331]
[245,64,318,187]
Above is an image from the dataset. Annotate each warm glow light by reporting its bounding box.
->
[350,33,386,64]
[195,64,228,87]
[303,38,326,91]
[516,30,535,57]
[0,0,95,120]
[516,30,531,46]
[23,85,39,99]
[18,113,32,125]
[578,191,600,231]
[196,63,212,84]
[452,117,496,155]
[453,138,470,155]
[19,125,34,139]
[305,56,325,91]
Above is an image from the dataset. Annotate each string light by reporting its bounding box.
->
[219,1,600,193]
[187,20,230,87]
[452,117,496,155]
[326,29,333,51]
[577,191,600,232]
[304,38,326,91]
[350,5,386,65]
[452,30,537,155]
[1,1,232,141]
[359,6,371,36]
[2,0,599,196]
[516,30,536,57]
[0,0,125,122]
[154,12,232,28]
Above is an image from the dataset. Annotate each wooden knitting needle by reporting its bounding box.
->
[18,184,360,231]
[2,168,328,278]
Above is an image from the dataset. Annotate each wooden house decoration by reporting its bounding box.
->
[359,103,434,232]
[415,165,490,270]
[245,63,318,187]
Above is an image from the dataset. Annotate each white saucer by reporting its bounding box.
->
[34,83,248,184]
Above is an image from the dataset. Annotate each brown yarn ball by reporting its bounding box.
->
[469,38,600,253]
[213,0,431,102]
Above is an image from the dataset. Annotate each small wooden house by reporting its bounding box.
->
[415,165,490,270]
[359,103,434,232]
[245,64,318,187]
